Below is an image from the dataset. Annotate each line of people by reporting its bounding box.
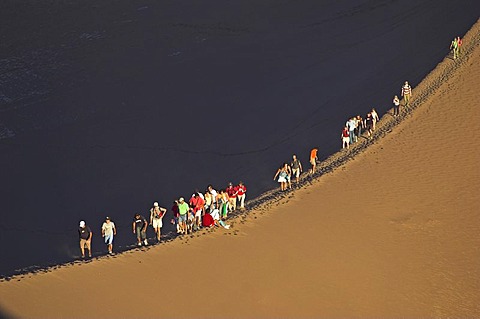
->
[342,79,414,149]
[77,38,462,259]
[77,181,247,257]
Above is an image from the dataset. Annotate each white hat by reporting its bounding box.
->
[153,202,159,207]
[79,221,85,227]
[179,197,184,202]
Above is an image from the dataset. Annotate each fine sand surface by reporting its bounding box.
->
[1,17,480,319]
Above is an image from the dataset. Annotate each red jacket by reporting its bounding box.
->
[226,186,237,198]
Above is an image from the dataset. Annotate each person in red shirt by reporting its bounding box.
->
[170,200,180,233]
[310,148,318,175]
[226,182,238,212]
[341,126,350,149]
[189,193,205,231]
[235,181,247,210]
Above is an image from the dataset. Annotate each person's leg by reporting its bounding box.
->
[80,240,85,257]
[136,227,142,245]
[239,194,245,209]
[108,236,113,253]
[86,240,92,257]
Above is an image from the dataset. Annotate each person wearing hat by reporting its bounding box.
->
[177,197,190,234]
[132,213,149,246]
[101,217,116,254]
[78,220,93,258]
[150,201,167,242]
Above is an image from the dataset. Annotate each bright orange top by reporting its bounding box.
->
[310,148,318,159]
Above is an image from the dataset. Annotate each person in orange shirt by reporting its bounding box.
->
[309,148,318,175]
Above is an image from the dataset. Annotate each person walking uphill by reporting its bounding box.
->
[341,126,350,149]
[150,202,167,242]
[401,81,412,107]
[450,37,459,60]
[177,197,190,235]
[78,220,93,258]
[309,148,318,175]
[226,182,237,212]
[133,213,148,246]
[236,181,247,210]
[290,155,303,185]
[393,95,400,117]
[101,217,116,254]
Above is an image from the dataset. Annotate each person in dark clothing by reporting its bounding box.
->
[132,213,148,246]
[78,220,93,258]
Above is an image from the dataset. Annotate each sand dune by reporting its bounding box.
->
[1,16,479,319]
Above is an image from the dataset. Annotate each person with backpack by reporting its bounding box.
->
[150,202,167,243]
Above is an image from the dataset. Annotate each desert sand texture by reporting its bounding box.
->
[1,18,480,319]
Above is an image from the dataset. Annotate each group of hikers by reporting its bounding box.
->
[77,181,247,257]
[272,78,415,192]
[342,79,415,150]
[78,36,464,259]
[273,78,413,191]
[272,149,319,192]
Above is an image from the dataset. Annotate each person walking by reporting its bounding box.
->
[309,148,318,175]
[393,95,400,117]
[450,37,458,59]
[456,36,463,58]
[371,108,380,131]
[341,126,350,149]
[132,213,148,246]
[101,217,116,254]
[365,112,374,139]
[177,197,190,235]
[170,200,180,233]
[226,182,238,212]
[273,164,289,191]
[189,193,205,231]
[290,155,303,185]
[355,115,364,138]
[78,220,93,258]
[236,181,247,210]
[150,202,167,242]
[401,81,412,107]
[346,117,357,144]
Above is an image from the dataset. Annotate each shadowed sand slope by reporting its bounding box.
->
[1,19,480,319]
